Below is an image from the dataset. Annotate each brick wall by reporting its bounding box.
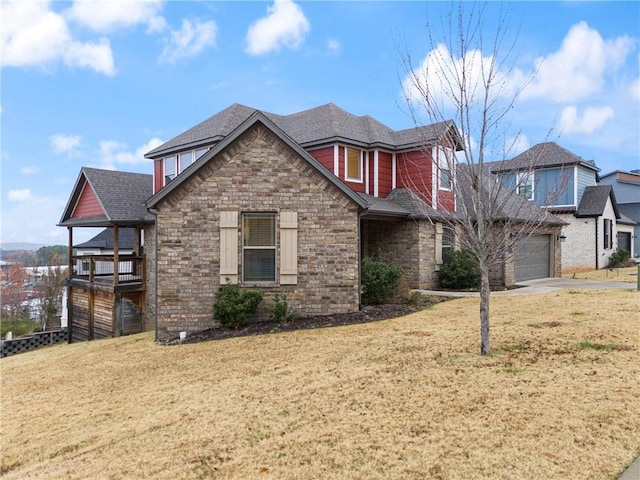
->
[153,124,360,341]
[362,219,440,289]
[560,214,596,271]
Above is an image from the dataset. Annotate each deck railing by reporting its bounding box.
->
[71,255,145,285]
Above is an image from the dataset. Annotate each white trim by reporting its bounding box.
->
[374,150,379,197]
[431,146,437,209]
[392,153,396,190]
[365,151,370,194]
[573,166,578,207]
[333,144,339,176]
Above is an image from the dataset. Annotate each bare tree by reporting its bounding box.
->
[400,2,563,355]
[35,254,66,331]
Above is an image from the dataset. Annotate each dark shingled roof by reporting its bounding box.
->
[74,227,135,250]
[59,167,154,227]
[457,165,567,226]
[618,203,640,223]
[490,142,600,174]
[145,103,461,158]
[576,185,620,218]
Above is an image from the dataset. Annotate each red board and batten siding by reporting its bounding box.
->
[71,183,104,218]
[438,189,455,212]
[377,151,394,198]
[396,150,434,205]
[153,159,163,194]
[307,146,335,174]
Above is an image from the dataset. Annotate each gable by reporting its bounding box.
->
[72,182,105,219]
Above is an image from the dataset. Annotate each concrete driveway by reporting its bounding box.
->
[416,277,637,297]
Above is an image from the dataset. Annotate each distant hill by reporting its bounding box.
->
[0,243,45,251]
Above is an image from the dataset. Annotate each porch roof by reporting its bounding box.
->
[59,167,154,228]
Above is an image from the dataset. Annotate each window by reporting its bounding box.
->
[178,152,192,174]
[516,171,534,200]
[243,213,276,282]
[164,156,177,185]
[442,226,454,260]
[603,219,613,249]
[438,147,453,190]
[346,147,362,181]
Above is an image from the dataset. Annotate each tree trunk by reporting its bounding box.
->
[479,261,491,355]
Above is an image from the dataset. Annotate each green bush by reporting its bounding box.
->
[361,257,403,305]
[0,315,40,339]
[609,249,630,268]
[213,283,263,329]
[269,294,297,324]
[439,250,480,289]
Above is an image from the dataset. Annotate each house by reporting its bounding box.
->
[492,142,625,271]
[60,104,563,342]
[74,227,137,275]
[599,170,640,258]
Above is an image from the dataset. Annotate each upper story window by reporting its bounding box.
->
[163,147,209,186]
[164,156,177,185]
[516,171,534,200]
[437,146,453,190]
[242,213,276,283]
[346,147,362,182]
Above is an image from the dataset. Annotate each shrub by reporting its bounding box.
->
[213,283,263,329]
[269,294,297,324]
[439,250,480,289]
[361,257,403,305]
[609,249,630,268]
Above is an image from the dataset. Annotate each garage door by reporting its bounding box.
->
[515,234,550,282]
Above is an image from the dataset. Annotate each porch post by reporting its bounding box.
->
[113,225,119,287]
[67,227,73,343]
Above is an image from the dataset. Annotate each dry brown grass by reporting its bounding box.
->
[1,290,639,480]
[562,266,638,283]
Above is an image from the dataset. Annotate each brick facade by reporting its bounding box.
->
[152,124,361,341]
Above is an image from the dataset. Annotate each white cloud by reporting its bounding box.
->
[20,167,41,175]
[245,0,310,55]
[1,192,69,245]
[524,22,635,103]
[66,0,165,33]
[402,43,525,109]
[559,106,614,134]
[8,189,32,202]
[159,19,217,63]
[50,134,82,155]
[326,38,341,55]
[0,1,115,76]
[97,137,164,170]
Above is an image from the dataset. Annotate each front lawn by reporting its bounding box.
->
[1,289,638,479]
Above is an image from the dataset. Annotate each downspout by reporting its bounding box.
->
[595,218,599,270]
[358,210,364,310]
[149,208,159,342]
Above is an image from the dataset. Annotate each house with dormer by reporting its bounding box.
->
[492,142,625,270]
[59,104,563,342]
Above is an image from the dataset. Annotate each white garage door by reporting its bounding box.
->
[515,234,551,282]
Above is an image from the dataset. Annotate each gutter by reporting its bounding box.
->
[148,208,159,343]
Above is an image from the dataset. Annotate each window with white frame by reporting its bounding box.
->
[242,213,276,282]
[346,147,362,182]
[442,226,454,260]
[516,171,534,200]
[163,147,210,186]
[438,147,453,190]
[164,156,177,185]
[603,218,613,249]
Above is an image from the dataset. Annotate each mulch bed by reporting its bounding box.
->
[177,303,427,345]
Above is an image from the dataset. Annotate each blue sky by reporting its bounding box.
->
[1,0,639,246]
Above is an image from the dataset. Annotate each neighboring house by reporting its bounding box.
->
[599,170,640,257]
[74,227,136,275]
[493,142,623,271]
[60,104,563,342]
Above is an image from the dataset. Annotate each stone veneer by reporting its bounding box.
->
[152,124,361,341]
